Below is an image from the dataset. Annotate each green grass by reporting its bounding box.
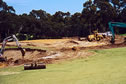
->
[1,47,126,84]
[120,33,126,36]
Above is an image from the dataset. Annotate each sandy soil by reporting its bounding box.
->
[0,35,126,67]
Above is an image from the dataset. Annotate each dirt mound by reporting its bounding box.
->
[1,36,126,68]
[80,42,126,50]
[1,47,93,66]
[14,59,33,65]
[67,40,79,44]
[0,62,7,68]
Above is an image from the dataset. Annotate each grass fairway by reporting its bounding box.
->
[0,47,126,84]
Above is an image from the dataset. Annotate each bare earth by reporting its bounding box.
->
[1,35,126,67]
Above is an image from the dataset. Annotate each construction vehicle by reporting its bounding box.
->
[0,35,46,70]
[98,31,112,37]
[0,35,25,62]
[108,22,126,44]
[87,30,104,42]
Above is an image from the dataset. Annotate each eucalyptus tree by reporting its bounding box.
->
[81,0,98,34]
[0,0,15,41]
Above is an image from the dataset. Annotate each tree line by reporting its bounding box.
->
[0,0,126,41]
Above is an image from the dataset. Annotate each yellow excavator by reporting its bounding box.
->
[87,30,104,42]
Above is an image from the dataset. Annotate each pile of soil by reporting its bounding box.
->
[0,35,126,68]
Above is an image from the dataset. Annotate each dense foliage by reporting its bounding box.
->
[0,0,126,41]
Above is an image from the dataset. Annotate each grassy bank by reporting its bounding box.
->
[0,47,126,84]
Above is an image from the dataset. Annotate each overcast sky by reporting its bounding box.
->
[3,0,87,15]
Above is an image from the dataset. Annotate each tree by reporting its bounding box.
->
[0,0,15,41]
[1,0,126,41]
[82,0,97,34]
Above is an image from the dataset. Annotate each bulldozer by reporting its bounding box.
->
[87,30,104,42]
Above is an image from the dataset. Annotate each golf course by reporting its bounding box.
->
[0,47,126,84]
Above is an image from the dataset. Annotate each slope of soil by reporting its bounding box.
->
[1,47,126,84]
[0,35,126,67]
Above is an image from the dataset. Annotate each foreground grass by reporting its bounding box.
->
[0,47,126,84]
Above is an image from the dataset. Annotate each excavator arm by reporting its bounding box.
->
[0,35,25,61]
[108,22,126,43]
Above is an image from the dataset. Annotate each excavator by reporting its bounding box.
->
[0,35,46,70]
[108,22,126,44]
[0,35,25,62]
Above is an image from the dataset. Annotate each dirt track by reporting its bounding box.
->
[0,35,126,67]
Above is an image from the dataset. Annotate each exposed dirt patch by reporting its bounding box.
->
[0,62,7,68]
[2,48,93,65]
[0,35,126,68]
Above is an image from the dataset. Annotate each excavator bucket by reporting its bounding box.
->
[24,62,46,70]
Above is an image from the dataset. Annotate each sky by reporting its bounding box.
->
[3,0,87,15]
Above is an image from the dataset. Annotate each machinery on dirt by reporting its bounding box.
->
[0,35,46,70]
[0,35,25,62]
[87,30,104,42]
[108,22,126,44]
[98,31,112,37]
